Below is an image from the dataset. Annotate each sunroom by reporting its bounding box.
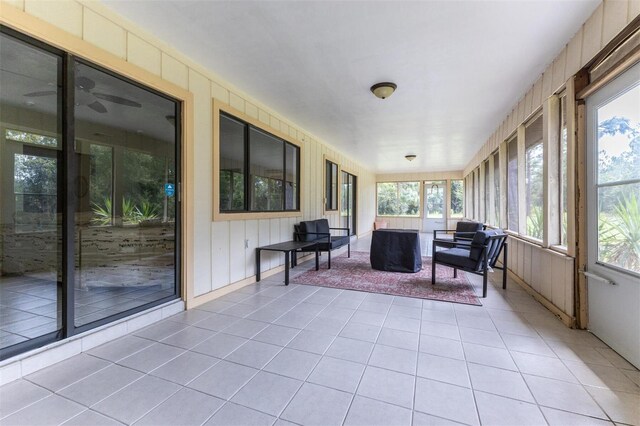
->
[0,1,639,425]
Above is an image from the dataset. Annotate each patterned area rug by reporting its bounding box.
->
[292,251,481,306]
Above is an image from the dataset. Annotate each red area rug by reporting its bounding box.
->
[292,251,481,306]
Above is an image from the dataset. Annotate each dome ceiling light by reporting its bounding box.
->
[370,82,397,99]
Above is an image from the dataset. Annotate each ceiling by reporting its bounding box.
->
[101,0,600,173]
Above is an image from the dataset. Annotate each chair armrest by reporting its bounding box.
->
[293,232,331,241]
[433,239,483,249]
[329,227,350,235]
[433,229,456,239]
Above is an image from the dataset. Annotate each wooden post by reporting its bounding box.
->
[575,101,588,329]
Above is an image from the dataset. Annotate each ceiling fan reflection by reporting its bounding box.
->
[23,76,142,113]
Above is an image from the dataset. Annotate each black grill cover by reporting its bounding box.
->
[370,229,422,273]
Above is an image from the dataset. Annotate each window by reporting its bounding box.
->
[377,182,420,216]
[88,143,113,226]
[219,115,245,211]
[219,112,300,212]
[594,82,640,273]
[470,172,475,219]
[483,160,490,223]
[450,180,464,218]
[7,130,59,233]
[525,115,544,239]
[325,160,338,210]
[559,95,569,247]
[493,151,500,226]
[507,135,519,232]
[474,168,480,220]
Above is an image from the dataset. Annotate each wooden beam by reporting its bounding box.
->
[574,102,588,329]
[543,96,561,247]
[517,125,527,235]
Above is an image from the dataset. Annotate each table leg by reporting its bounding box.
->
[284,250,290,286]
[315,244,319,271]
[256,248,261,282]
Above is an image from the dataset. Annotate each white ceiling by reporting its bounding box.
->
[101,0,600,173]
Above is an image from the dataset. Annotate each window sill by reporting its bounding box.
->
[213,210,302,222]
[549,245,569,255]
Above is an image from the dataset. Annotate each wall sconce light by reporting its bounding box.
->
[405,154,416,161]
[370,82,397,99]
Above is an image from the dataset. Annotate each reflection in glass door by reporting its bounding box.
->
[0,32,63,353]
[1,28,181,359]
[73,61,179,327]
[341,171,356,235]
[586,62,640,368]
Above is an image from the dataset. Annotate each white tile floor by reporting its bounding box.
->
[0,238,639,426]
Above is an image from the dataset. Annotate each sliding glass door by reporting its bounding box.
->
[341,171,356,235]
[0,28,181,359]
[0,33,63,351]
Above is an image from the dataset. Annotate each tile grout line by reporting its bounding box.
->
[338,294,394,426]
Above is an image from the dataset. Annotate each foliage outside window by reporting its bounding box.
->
[6,128,58,148]
[425,181,445,218]
[450,180,464,218]
[507,136,519,232]
[596,85,640,274]
[377,182,420,216]
[219,113,299,212]
[471,172,476,219]
[8,130,59,233]
[493,151,500,226]
[325,160,338,210]
[559,96,569,247]
[525,116,544,240]
[483,160,490,223]
[474,168,480,220]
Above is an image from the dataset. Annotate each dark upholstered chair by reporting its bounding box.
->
[294,219,350,268]
[433,221,485,242]
[432,229,508,298]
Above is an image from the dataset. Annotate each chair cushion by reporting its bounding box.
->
[299,221,317,242]
[434,248,477,269]
[469,230,497,261]
[454,221,483,241]
[316,219,330,235]
[317,235,349,250]
[456,221,484,233]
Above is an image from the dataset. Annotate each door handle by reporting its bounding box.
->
[578,269,616,285]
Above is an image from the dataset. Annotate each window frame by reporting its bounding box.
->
[506,133,519,233]
[523,112,544,241]
[450,179,465,219]
[376,181,421,217]
[558,92,569,250]
[325,159,339,211]
[213,100,302,220]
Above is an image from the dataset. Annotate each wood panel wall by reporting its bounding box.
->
[461,0,638,326]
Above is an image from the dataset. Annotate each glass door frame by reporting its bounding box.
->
[423,180,447,233]
[0,26,182,360]
[585,60,640,368]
